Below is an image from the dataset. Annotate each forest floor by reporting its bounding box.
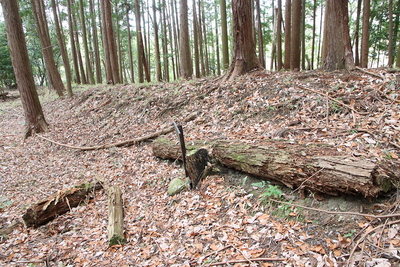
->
[1,68,400,267]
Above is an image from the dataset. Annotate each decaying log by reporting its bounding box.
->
[152,139,398,198]
[107,185,125,246]
[22,182,102,228]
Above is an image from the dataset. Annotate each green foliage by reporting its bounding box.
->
[260,184,283,199]
[0,22,16,87]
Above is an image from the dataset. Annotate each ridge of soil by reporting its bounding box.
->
[1,69,399,266]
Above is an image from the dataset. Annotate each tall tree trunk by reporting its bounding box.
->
[72,0,87,84]
[67,0,81,84]
[201,1,210,76]
[256,0,265,68]
[101,0,120,84]
[179,0,193,79]
[311,0,317,69]
[123,4,135,83]
[79,0,94,84]
[215,3,221,75]
[100,0,112,83]
[389,0,394,67]
[354,0,362,66]
[162,0,170,82]
[1,0,48,138]
[290,0,301,70]
[51,0,73,97]
[198,1,205,76]
[283,0,291,69]
[134,0,150,83]
[89,0,102,84]
[277,1,283,70]
[31,0,64,96]
[193,0,200,78]
[301,0,306,70]
[220,0,229,70]
[322,0,355,70]
[153,0,162,81]
[360,0,370,68]
[224,0,260,81]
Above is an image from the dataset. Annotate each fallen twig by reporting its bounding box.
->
[206,257,285,266]
[270,199,400,219]
[355,66,385,80]
[346,219,400,267]
[36,112,197,151]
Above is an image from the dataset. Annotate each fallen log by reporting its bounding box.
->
[107,185,126,246]
[22,182,102,228]
[152,139,398,198]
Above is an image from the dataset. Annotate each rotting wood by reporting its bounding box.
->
[152,139,398,198]
[22,182,102,228]
[107,185,125,246]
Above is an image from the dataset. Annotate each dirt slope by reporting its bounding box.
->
[1,69,399,266]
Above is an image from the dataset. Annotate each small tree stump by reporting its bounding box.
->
[107,185,125,246]
[186,148,212,189]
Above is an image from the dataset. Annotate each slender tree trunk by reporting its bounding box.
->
[89,0,102,83]
[311,0,317,69]
[162,0,169,81]
[389,0,394,67]
[179,0,193,79]
[79,0,94,84]
[67,0,81,84]
[277,0,283,70]
[283,0,291,69]
[290,0,301,70]
[198,1,205,76]
[123,4,135,83]
[102,0,120,84]
[1,0,48,138]
[220,0,229,70]
[360,0,370,68]
[71,0,87,84]
[31,0,64,96]
[301,0,306,70]
[256,0,265,68]
[215,3,221,75]
[100,0,112,83]
[201,2,210,76]
[51,0,72,97]
[153,0,162,81]
[193,0,200,78]
[354,0,362,66]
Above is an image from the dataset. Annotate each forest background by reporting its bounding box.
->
[0,0,398,91]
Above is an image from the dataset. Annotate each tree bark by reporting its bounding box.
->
[1,0,48,138]
[179,0,193,79]
[51,0,73,97]
[79,0,94,84]
[360,0,370,68]
[152,139,398,198]
[321,0,355,70]
[283,0,291,69]
[220,0,229,70]
[224,0,261,81]
[31,0,64,96]
[290,0,301,70]
[22,182,102,228]
[67,0,81,84]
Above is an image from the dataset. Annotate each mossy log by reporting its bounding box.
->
[152,139,398,198]
[23,182,102,228]
[107,185,126,246]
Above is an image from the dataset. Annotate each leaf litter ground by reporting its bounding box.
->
[1,69,400,266]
